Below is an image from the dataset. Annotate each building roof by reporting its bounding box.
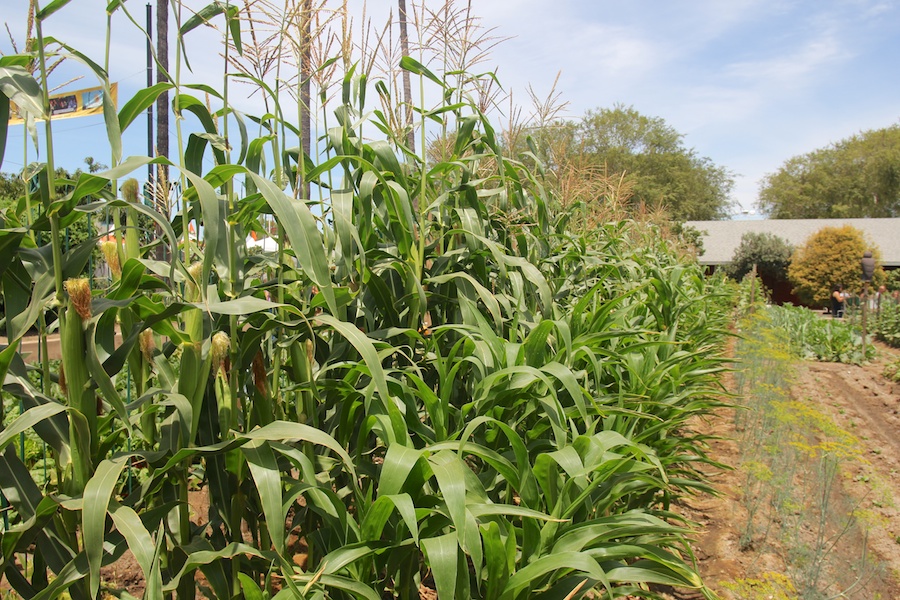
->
[684,218,900,267]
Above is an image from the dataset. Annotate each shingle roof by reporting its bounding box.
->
[684,218,900,266]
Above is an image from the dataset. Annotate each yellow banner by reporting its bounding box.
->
[8,83,117,125]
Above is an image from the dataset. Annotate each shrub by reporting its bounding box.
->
[787,225,884,306]
[885,268,900,292]
[874,299,900,347]
[883,358,900,382]
[725,231,793,283]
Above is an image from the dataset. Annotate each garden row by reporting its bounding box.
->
[726,294,887,598]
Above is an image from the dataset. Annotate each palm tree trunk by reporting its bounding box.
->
[300,0,312,200]
[398,0,415,153]
[155,0,169,260]
[156,0,169,167]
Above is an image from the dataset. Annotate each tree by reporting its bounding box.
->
[725,232,793,283]
[534,105,735,221]
[671,223,705,257]
[0,173,23,212]
[758,125,900,218]
[787,225,884,306]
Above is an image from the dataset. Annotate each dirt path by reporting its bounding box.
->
[683,343,900,599]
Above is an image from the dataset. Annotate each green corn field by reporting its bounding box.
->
[0,2,734,599]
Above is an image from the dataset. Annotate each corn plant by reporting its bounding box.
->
[872,298,900,347]
[0,2,733,599]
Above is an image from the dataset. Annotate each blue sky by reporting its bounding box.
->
[3,0,900,217]
[473,0,900,215]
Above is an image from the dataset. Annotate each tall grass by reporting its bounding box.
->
[0,2,732,598]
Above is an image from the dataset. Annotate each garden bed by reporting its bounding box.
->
[680,334,900,599]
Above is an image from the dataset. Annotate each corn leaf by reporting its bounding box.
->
[238,573,265,600]
[429,452,469,548]
[0,404,67,451]
[108,502,163,600]
[0,92,8,171]
[502,551,609,599]
[250,172,336,315]
[83,455,130,598]
[0,66,44,120]
[315,314,390,403]
[36,0,72,20]
[421,533,459,600]
[241,440,285,552]
[119,82,174,131]
[360,493,419,543]
[399,56,443,87]
[180,2,228,35]
[243,420,355,479]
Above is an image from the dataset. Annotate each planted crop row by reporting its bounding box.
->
[765,304,874,365]
[871,299,900,348]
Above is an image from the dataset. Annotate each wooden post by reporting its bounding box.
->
[877,287,883,320]
[862,281,868,360]
[750,263,757,311]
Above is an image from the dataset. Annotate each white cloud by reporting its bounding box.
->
[724,30,844,88]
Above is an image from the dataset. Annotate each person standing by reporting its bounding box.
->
[873,284,887,310]
[831,284,845,318]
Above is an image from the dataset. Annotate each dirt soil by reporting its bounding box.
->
[678,341,900,599]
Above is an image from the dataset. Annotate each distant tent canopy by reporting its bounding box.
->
[246,235,278,252]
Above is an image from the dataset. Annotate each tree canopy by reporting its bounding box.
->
[758,125,900,218]
[787,225,884,306]
[0,157,107,212]
[532,105,735,221]
[0,173,22,212]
